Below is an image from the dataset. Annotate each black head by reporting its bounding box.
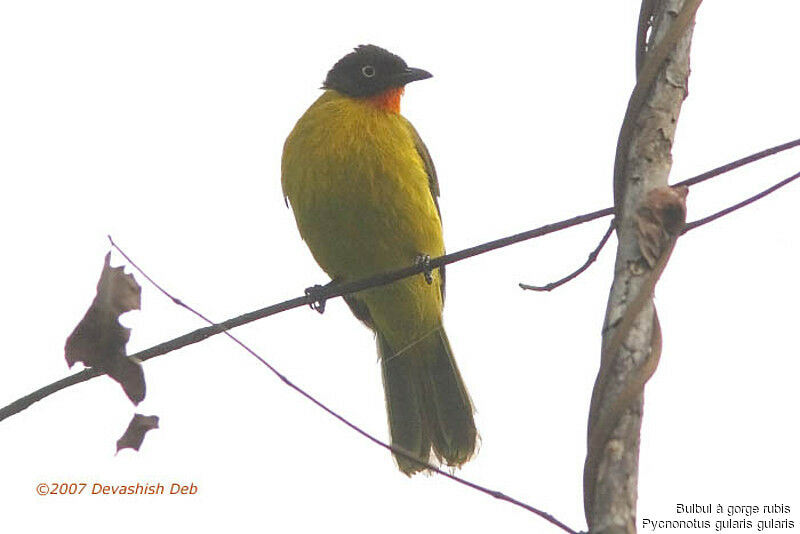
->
[322,45,432,98]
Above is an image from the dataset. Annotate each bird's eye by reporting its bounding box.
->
[361,65,376,78]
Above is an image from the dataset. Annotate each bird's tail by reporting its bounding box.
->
[378,326,477,475]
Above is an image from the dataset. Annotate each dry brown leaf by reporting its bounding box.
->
[65,252,145,404]
[636,185,689,268]
[116,413,159,453]
[107,356,146,405]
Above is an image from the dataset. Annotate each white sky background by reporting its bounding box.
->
[1,2,798,532]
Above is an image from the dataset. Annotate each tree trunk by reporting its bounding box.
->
[584,1,699,533]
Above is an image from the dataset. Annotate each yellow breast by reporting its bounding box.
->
[281,90,444,281]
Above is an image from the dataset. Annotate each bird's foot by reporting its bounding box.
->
[305,284,329,314]
[414,254,434,285]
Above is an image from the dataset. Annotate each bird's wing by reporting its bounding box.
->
[404,119,441,218]
[403,118,446,301]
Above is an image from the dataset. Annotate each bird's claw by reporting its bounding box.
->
[414,254,434,285]
[305,284,327,314]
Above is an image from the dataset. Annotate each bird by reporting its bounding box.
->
[281,45,477,475]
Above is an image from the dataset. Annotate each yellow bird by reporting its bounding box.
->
[281,45,476,474]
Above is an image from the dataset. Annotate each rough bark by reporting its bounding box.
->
[584,1,699,533]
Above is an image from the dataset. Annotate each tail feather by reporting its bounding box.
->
[379,327,477,475]
[379,334,431,475]
[419,329,476,467]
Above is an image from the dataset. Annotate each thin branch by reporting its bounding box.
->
[517,136,800,292]
[2,139,799,424]
[520,220,615,291]
[2,155,798,428]
[675,137,800,189]
[0,207,604,425]
[111,239,581,534]
[517,135,800,293]
[683,170,800,233]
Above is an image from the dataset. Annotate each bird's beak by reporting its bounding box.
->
[393,67,433,86]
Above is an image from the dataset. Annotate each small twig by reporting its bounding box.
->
[517,137,800,292]
[108,239,581,534]
[520,220,615,291]
[675,137,800,189]
[516,134,800,293]
[683,170,800,233]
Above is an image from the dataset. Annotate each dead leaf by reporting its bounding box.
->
[65,252,145,404]
[116,413,159,453]
[107,356,146,405]
[636,185,689,268]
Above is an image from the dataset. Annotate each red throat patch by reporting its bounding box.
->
[366,87,405,113]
